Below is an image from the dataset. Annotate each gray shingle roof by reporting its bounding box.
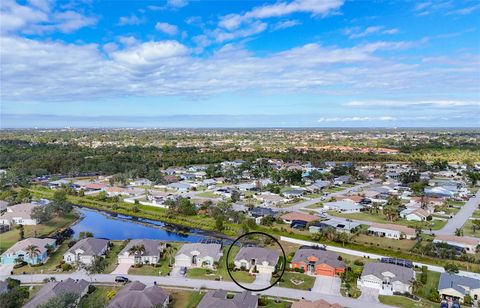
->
[120,239,166,257]
[67,238,109,256]
[234,247,279,265]
[197,289,257,308]
[438,273,480,295]
[361,262,415,284]
[176,243,222,261]
[292,248,345,268]
[24,278,89,308]
[108,281,169,308]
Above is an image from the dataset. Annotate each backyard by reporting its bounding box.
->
[79,286,120,308]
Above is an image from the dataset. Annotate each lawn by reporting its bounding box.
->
[0,212,78,253]
[102,241,127,273]
[416,270,440,300]
[79,286,120,308]
[195,191,218,198]
[461,219,480,238]
[276,272,315,290]
[472,211,480,218]
[305,202,323,209]
[12,240,74,274]
[379,295,437,308]
[129,242,182,276]
[352,234,417,251]
[167,289,205,308]
[327,211,446,230]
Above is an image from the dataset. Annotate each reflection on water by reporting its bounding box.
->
[71,207,213,242]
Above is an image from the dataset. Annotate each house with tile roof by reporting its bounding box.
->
[0,203,41,226]
[433,235,480,254]
[118,239,167,265]
[291,248,345,277]
[1,238,57,265]
[292,299,343,308]
[197,289,257,308]
[63,238,110,265]
[24,278,89,308]
[367,223,416,240]
[281,212,318,224]
[174,243,222,268]
[438,273,480,303]
[108,281,169,308]
[357,262,415,295]
[234,247,279,274]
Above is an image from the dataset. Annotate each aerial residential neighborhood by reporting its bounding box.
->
[1,0,479,307]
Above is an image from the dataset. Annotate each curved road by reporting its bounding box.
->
[434,189,480,235]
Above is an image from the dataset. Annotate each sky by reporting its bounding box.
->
[1,0,479,128]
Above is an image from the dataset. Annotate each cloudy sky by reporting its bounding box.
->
[1,0,479,128]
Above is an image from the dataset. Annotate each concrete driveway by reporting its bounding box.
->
[359,286,380,303]
[253,273,271,285]
[0,264,14,276]
[170,266,183,277]
[311,276,341,295]
[111,263,131,275]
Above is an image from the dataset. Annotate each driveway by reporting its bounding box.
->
[359,286,380,303]
[111,263,131,275]
[311,276,341,295]
[253,273,271,285]
[170,266,183,277]
[0,264,14,276]
[435,189,480,235]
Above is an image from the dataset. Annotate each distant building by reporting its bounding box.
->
[367,223,416,240]
[282,189,305,199]
[292,299,343,308]
[24,278,89,308]
[197,289,257,308]
[108,281,169,308]
[433,235,480,254]
[281,212,318,224]
[323,201,363,214]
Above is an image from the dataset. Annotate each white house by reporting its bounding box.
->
[438,273,480,303]
[323,201,364,214]
[118,239,166,265]
[400,208,430,221]
[433,235,480,254]
[234,247,279,274]
[0,203,40,226]
[174,243,222,268]
[367,223,416,240]
[63,238,109,265]
[357,262,415,295]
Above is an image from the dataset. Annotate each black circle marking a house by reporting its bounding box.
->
[225,231,286,292]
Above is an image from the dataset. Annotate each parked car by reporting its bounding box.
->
[180,267,187,276]
[115,276,129,283]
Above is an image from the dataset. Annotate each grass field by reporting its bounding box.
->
[168,289,205,308]
[352,234,417,251]
[379,295,437,308]
[102,241,127,273]
[0,212,78,253]
[79,286,120,308]
[416,270,440,300]
[195,191,218,198]
[277,272,315,290]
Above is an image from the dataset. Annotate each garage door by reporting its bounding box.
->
[118,256,134,264]
[316,268,335,276]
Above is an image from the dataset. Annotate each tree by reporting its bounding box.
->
[399,171,420,184]
[0,282,29,308]
[51,190,72,217]
[472,220,480,233]
[383,206,399,222]
[215,216,224,231]
[164,245,176,266]
[15,188,32,204]
[38,292,79,308]
[79,231,94,239]
[454,228,463,236]
[444,263,459,274]
[129,244,146,264]
[83,256,107,275]
[31,206,53,224]
[231,190,240,202]
[17,224,24,240]
[410,278,424,295]
[25,245,41,265]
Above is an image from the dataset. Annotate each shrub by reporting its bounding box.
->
[87,285,96,294]
[61,263,73,271]
[353,260,364,266]
[106,290,117,300]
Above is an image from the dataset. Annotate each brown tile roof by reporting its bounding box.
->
[370,223,416,236]
[280,212,318,222]
[292,299,343,308]
[435,235,480,246]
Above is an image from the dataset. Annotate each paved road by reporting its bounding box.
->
[435,189,480,235]
[278,180,381,212]
[3,273,392,308]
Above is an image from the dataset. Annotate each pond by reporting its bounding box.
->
[71,207,222,243]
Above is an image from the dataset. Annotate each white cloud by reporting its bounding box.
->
[219,0,344,30]
[272,19,301,30]
[118,14,146,26]
[155,22,178,35]
[110,41,188,66]
[167,0,188,8]
[0,0,96,34]
[345,100,480,107]
[318,116,396,123]
[345,26,399,39]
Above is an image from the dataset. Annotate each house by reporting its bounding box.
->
[0,203,41,225]
[82,183,108,191]
[400,208,430,221]
[167,181,193,192]
[47,179,70,189]
[424,186,455,198]
[309,218,361,234]
[333,176,351,185]
[197,289,258,308]
[357,262,415,295]
[24,278,89,308]
[174,243,222,268]
[283,189,305,199]
[63,238,109,265]
[323,201,364,213]
[291,299,343,308]
[291,248,345,276]
[307,180,331,192]
[108,281,169,308]
[249,207,277,219]
[433,235,480,254]
[254,193,285,206]
[118,239,167,265]
[438,273,480,303]
[102,186,131,197]
[1,237,56,265]
[234,247,279,274]
[281,212,318,224]
[367,223,416,240]
[129,178,153,187]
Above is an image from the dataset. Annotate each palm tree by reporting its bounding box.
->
[164,245,177,267]
[384,206,399,222]
[410,278,423,295]
[129,244,146,265]
[25,245,41,265]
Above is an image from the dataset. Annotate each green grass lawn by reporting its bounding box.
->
[12,240,74,274]
[276,272,315,290]
[379,295,437,308]
[168,289,205,308]
[195,191,218,198]
[102,241,127,273]
[0,212,78,253]
[472,211,480,218]
[305,202,323,209]
[128,264,164,276]
[461,219,480,238]
[416,270,440,300]
[327,211,446,230]
[352,234,417,251]
[79,286,120,308]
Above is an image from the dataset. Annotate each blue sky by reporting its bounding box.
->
[1,0,479,128]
